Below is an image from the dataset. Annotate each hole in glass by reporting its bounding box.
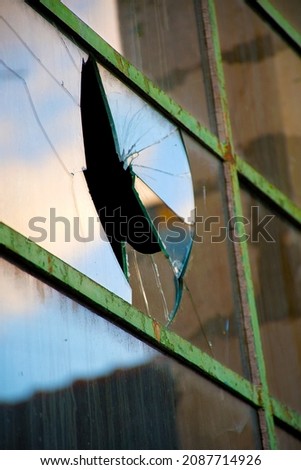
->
[80,57,195,323]
[81,58,161,269]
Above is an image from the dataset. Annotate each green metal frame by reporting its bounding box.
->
[207,0,275,447]
[255,0,301,49]
[1,0,298,449]
[0,222,259,405]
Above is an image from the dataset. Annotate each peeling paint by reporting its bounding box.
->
[222,141,235,163]
[152,320,161,342]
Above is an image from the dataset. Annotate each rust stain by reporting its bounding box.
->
[152,320,161,342]
[223,141,235,163]
[47,255,53,274]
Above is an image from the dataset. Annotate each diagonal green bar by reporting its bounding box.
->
[255,0,301,49]
[207,0,277,448]
[236,155,301,225]
[25,0,222,159]
[0,221,259,406]
[271,398,301,434]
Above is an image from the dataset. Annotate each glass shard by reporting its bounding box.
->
[126,246,178,324]
[134,177,194,279]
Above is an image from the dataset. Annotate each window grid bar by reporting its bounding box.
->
[22,0,301,443]
[236,155,301,226]
[255,0,301,49]
[271,398,301,434]
[0,221,259,407]
[206,0,276,448]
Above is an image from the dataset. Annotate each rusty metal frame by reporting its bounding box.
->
[206,0,275,448]
[1,0,298,449]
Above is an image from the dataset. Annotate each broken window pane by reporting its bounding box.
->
[61,0,216,130]
[0,257,261,449]
[0,0,131,302]
[81,58,195,322]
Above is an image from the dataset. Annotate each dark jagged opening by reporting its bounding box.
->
[80,57,160,269]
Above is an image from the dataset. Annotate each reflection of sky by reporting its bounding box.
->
[0,0,131,302]
[0,258,157,404]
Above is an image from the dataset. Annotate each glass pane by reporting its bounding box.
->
[271,0,301,33]
[0,256,261,449]
[276,424,301,450]
[0,0,131,302]
[241,186,301,413]
[215,0,301,207]
[131,133,249,378]
[171,136,250,377]
[62,0,216,130]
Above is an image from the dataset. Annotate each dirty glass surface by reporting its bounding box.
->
[241,186,301,413]
[275,424,301,450]
[271,0,301,33]
[170,136,250,378]
[0,257,261,449]
[0,0,131,302]
[215,0,301,208]
[62,0,216,131]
